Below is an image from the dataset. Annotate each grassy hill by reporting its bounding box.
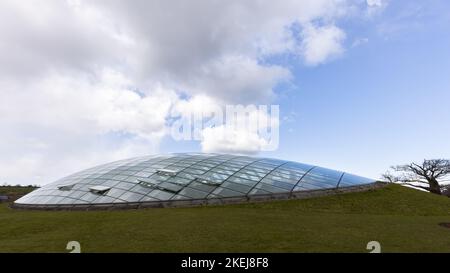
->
[0,184,449,253]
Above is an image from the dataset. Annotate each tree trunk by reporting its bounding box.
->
[427,178,442,195]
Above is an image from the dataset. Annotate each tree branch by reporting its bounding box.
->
[384,159,450,195]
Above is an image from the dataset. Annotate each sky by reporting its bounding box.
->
[1,0,450,186]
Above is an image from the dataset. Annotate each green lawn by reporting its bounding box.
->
[1,184,449,253]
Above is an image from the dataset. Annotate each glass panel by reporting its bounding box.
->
[197,172,230,184]
[139,196,160,202]
[77,179,95,184]
[269,170,304,182]
[145,189,174,200]
[24,189,47,196]
[53,189,72,197]
[71,199,89,204]
[46,196,65,204]
[156,182,184,193]
[297,167,342,189]
[114,182,137,191]
[112,175,129,181]
[174,172,197,181]
[56,197,78,205]
[148,173,171,181]
[171,195,190,200]
[72,184,87,190]
[98,174,116,179]
[338,173,375,187]
[121,170,138,176]
[105,188,127,199]
[260,177,296,190]
[216,164,242,172]
[124,176,139,183]
[220,181,252,194]
[79,192,100,202]
[238,169,268,178]
[183,168,207,175]
[159,165,186,172]
[257,158,286,166]
[177,187,210,199]
[210,168,235,176]
[166,176,193,185]
[67,190,88,199]
[14,196,32,204]
[211,187,242,198]
[142,167,158,173]
[118,191,144,202]
[88,178,107,185]
[126,166,147,171]
[226,176,258,187]
[233,157,258,163]
[186,181,217,193]
[282,162,315,172]
[102,180,120,187]
[134,171,154,177]
[189,164,212,171]
[93,196,116,204]
[233,172,263,182]
[293,182,326,191]
[251,182,287,193]
[248,188,271,195]
[170,162,193,168]
[35,196,54,203]
[140,196,158,202]
[248,166,273,174]
[130,184,157,195]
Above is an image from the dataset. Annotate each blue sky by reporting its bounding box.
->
[1,0,450,185]
[162,0,450,179]
[275,0,450,178]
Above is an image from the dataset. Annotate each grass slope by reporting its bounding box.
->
[0,184,449,253]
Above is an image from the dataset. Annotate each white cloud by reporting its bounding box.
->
[366,0,383,7]
[365,0,389,16]
[300,24,347,66]
[352,37,369,47]
[0,0,383,184]
[1,69,176,139]
[179,55,291,104]
[201,125,270,155]
[200,106,280,155]
[0,69,176,184]
[172,95,223,123]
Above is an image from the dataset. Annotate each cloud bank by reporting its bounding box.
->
[0,0,383,184]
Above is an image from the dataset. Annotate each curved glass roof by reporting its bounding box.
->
[15,153,376,208]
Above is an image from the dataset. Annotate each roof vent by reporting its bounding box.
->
[156,168,178,176]
[137,180,181,193]
[195,177,221,186]
[89,185,111,195]
[57,184,75,191]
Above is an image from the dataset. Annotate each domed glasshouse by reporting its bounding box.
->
[14,153,379,210]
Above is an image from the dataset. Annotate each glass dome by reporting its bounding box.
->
[14,153,376,209]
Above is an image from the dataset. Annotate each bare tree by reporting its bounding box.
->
[382,159,450,195]
[442,184,450,197]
